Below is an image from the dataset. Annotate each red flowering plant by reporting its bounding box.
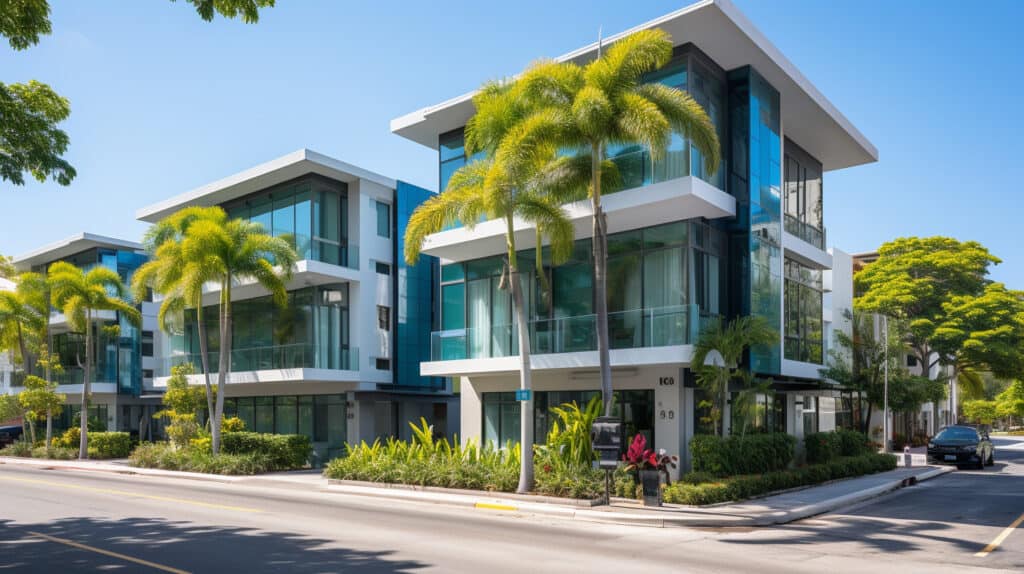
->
[621,433,678,484]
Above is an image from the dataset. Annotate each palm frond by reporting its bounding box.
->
[635,82,720,173]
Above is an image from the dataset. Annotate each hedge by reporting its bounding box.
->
[130,442,275,475]
[53,429,132,459]
[664,452,898,505]
[690,433,796,476]
[804,429,872,464]
[221,432,311,470]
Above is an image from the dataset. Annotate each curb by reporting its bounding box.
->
[0,456,245,484]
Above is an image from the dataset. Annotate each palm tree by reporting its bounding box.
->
[0,272,48,377]
[132,206,225,424]
[47,261,141,459]
[513,29,721,417]
[404,75,583,493]
[691,316,777,436]
[172,210,298,454]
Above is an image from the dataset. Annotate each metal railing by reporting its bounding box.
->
[431,304,718,361]
[157,343,359,377]
[784,214,826,250]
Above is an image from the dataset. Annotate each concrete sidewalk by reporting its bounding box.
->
[0,454,953,528]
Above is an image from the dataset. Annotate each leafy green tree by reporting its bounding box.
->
[158,363,210,448]
[47,261,140,459]
[0,254,15,278]
[404,73,581,493]
[963,400,998,425]
[1,0,273,187]
[143,208,296,454]
[132,206,224,421]
[18,374,64,447]
[510,29,721,416]
[0,272,48,375]
[856,237,1024,422]
[996,380,1024,427]
[0,393,23,424]
[691,316,777,436]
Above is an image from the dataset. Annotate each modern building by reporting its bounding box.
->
[391,0,876,474]
[9,233,165,438]
[136,149,455,461]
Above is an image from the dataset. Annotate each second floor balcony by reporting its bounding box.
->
[784,214,826,251]
[430,304,716,362]
[157,342,359,378]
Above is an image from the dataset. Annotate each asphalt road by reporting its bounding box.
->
[0,437,1021,573]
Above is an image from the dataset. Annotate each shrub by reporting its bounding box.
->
[221,432,311,470]
[31,446,75,460]
[53,427,80,450]
[221,416,246,433]
[1,441,33,457]
[690,433,795,476]
[89,432,132,459]
[613,466,639,499]
[129,442,274,475]
[805,429,871,463]
[663,452,898,505]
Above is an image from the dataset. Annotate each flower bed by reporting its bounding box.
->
[663,452,898,505]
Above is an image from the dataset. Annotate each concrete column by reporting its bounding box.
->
[654,375,681,481]
[460,377,481,446]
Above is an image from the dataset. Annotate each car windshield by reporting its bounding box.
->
[934,427,979,442]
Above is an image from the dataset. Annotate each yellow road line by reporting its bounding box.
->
[974,511,1024,557]
[475,502,518,512]
[0,474,262,513]
[27,530,190,574]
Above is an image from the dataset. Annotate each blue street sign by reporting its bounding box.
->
[515,389,532,401]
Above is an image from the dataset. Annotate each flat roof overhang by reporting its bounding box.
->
[136,149,397,223]
[390,0,877,172]
[14,233,143,271]
[421,175,735,262]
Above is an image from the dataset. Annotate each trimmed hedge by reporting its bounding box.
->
[52,429,132,459]
[221,432,311,470]
[130,442,275,475]
[663,452,898,505]
[804,429,872,464]
[690,433,796,476]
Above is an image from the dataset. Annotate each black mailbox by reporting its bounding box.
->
[591,416,622,470]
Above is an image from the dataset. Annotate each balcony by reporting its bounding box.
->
[431,304,716,362]
[157,343,359,377]
[784,214,826,251]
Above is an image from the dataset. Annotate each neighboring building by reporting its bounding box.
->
[136,149,455,461]
[11,233,165,439]
[0,277,19,402]
[391,0,876,474]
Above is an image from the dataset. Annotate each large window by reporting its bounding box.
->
[731,391,786,434]
[224,176,350,266]
[374,200,391,238]
[784,258,823,364]
[224,394,347,460]
[784,139,825,248]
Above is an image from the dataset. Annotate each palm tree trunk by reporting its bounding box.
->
[591,143,613,417]
[80,309,91,459]
[508,215,534,494]
[195,301,215,427]
[212,281,232,455]
[17,322,31,376]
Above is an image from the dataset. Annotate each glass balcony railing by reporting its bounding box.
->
[10,369,116,387]
[609,139,726,192]
[784,214,826,250]
[157,343,359,377]
[431,304,717,361]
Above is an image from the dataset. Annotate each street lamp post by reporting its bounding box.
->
[883,314,889,453]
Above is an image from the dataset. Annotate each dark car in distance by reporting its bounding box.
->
[927,425,994,469]
[0,425,23,447]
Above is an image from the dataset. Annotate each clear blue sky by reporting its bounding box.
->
[2,0,1021,286]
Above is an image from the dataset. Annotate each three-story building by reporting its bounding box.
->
[390,0,876,472]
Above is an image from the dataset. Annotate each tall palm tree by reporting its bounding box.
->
[132,206,225,423]
[514,29,721,417]
[47,262,141,459]
[404,75,585,493]
[691,316,777,436]
[174,211,298,454]
[0,272,48,379]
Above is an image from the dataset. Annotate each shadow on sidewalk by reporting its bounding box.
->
[0,516,428,573]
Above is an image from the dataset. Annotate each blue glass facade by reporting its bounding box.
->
[727,66,782,375]
[394,181,444,389]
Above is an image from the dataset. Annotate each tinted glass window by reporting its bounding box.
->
[934,427,979,441]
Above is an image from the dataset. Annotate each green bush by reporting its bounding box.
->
[805,429,871,463]
[663,453,898,505]
[130,442,274,475]
[221,432,311,470]
[89,432,132,459]
[690,433,796,476]
[31,446,76,459]
[613,466,639,499]
[0,441,33,457]
[53,427,80,450]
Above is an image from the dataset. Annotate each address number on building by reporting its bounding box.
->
[515,389,532,401]
[658,377,675,386]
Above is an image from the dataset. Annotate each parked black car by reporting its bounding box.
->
[926,425,994,469]
[0,425,23,447]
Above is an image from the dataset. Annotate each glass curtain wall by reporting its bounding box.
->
[437,220,724,359]
[784,138,825,248]
[176,284,351,373]
[784,258,823,364]
[224,176,350,267]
